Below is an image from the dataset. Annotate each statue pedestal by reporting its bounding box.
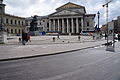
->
[0,31,8,43]
[29,31,40,36]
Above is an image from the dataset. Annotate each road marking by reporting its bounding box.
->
[94,45,104,48]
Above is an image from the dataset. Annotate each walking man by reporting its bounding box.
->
[22,32,28,45]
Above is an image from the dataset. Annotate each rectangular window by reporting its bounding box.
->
[19,29,21,33]
[22,29,24,33]
[87,22,89,26]
[15,29,17,33]
[11,29,13,34]
[40,22,41,25]
[15,20,17,24]
[6,18,9,24]
[7,29,9,33]
[87,28,89,31]
[11,19,13,24]
[18,21,20,25]
[22,21,24,25]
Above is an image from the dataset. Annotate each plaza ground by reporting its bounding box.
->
[0,35,107,61]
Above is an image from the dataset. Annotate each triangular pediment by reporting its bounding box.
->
[49,10,81,16]
[56,2,85,11]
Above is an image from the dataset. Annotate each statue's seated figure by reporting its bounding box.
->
[30,15,38,31]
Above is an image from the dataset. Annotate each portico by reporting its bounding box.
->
[49,17,83,34]
[48,2,95,34]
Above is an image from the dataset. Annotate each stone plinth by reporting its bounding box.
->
[0,31,8,43]
[29,31,40,36]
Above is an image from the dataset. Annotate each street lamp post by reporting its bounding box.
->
[97,11,100,32]
[95,11,100,40]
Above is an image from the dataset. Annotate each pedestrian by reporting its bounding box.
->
[78,36,81,41]
[27,33,31,42]
[93,35,95,40]
[22,31,28,45]
[105,33,107,40]
[57,34,60,39]
[53,37,55,42]
[92,33,95,40]
[19,37,21,43]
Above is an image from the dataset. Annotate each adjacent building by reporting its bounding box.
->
[4,14,26,35]
[26,2,96,35]
[117,16,120,33]
[0,0,26,36]
[101,16,120,34]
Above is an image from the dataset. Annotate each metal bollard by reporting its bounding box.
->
[53,37,55,42]
[78,36,81,41]
[93,36,95,40]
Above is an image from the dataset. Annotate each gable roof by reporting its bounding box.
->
[56,2,86,13]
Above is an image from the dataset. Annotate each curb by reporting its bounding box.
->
[0,44,104,62]
[3,39,104,46]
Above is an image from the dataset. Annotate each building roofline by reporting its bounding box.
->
[4,13,25,19]
[85,14,96,17]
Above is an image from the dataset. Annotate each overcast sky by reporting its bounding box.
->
[4,0,120,26]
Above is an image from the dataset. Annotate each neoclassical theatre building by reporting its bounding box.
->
[26,2,96,34]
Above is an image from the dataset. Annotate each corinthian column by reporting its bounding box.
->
[67,18,69,33]
[53,19,55,31]
[49,19,51,31]
[76,18,79,33]
[58,19,60,32]
[62,18,65,33]
[81,18,84,32]
[71,18,74,33]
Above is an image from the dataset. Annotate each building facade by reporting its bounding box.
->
[101,16,120,34]
[48,2,95,34]
[0,0,26,36]
[117,16,120,33]
[3,14,26,35]
[26,2,96,35]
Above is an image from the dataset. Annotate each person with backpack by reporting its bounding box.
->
[22,31,28,45]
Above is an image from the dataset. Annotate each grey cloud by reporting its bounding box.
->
[3,0,120,26]
[4,0,35,8]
